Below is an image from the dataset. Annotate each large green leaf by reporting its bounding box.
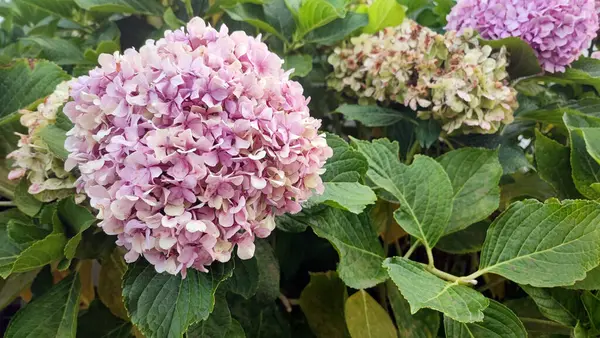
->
[299,272,350,338]
[443,300,526,338]
[225,256,259,299]
[98,248,128,320]
[436,222,489,255]
[383,257,489,323]
[345,290,397,338]
[20,0,78,20]
[122,261,233,338]
[534,130,580,199]
[253,240,280,304]
[224,4,287,42]
[5,273,80,338]
[283,54,312,78]
[517,98,600,125]
[352,138,453,250]
[437,148,502,234]
[582,291,600,332]
[479,37,542,79]
[0,59,69,118]
[310,207,387,289]
[568,266,600,290]
[73,0,163,15]
[23,37,85,65]
[563,113,600,199]
[186,295,232,338]
[0,270,39,309]
[77,300,132,338]
[311,134,375,214]
[362,0,406,34]
[304,12,368,45]
[297,0,348,36]
[14,179,42,217]
[521,285,584,327]
[263,0,295,41]
[229,294,290,337]
[476,199,600,287]
[38,124,69,160]
[335,104,415,127]
[386,280,439,338]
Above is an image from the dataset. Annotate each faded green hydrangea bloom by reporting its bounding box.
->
[328,20,518,134]
[7,81,82,202]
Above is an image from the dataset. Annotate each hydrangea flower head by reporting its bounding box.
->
[328,20,518,134]
[64,17,332,276]
[446,0,599,73]
[7,81,80,202]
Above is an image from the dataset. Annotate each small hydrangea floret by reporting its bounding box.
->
[8,81,80,202]
[64,17,332,276]
[446,0,599,73]
[328,20,518,134]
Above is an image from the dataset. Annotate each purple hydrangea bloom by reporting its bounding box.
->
[64,17,332,276]
[446,0,599,73]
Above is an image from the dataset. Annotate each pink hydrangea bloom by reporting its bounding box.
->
[446,0,599,73]
[64,17,332,276]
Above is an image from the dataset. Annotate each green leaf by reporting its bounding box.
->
[77,300,132,338]
[98,248,128,320]
[297,0,348,36]
[225,319,246,338]
[582,291,600,332]
[517,98,600,125]
[386,279,439,338]
[224,4,287,42]
[322,134,368,183]
[443,299,526,338]
[263,0,295,41]
[38,124,69,160]
[299,271,350,338]
[5,273,80,338]
[383,257,489,323]
[0,59,69,118]
[122,260,233,338]
[225,256,259,299]
[254,240,280,304]
[20,0,78,20]
[521,285,584,327]
[568,266,600,290]
[345,289,397,338]
[186,295,232,338]
[310,207,387,289]
[304,12,368,45]
[283,54,312,78]
[362,0,406,34]
[0,270,39,309]
[335,104,415,127]
[479,37,542,79]
[415,119,441,149]
[504,298,574,337]
[14,179,42,217]
[477,199,600,288]
[352,138,453,249]
[437,148,502,234]
[534,130,581,199]
[229,294,290,337]
[500,172,556,210]
[311,182,376,214]
[73,0,163,15]
[163,7,185,30]
[436,222,489,254]
[531,57,600,91]
[57,197,96,260]
[23,37,85,65]
[563,113,600,199]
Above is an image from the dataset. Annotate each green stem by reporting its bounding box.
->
[0,201,15,207]
[403,240,420,259]
[441,137,455,150]
[426,247,435,268]
[426,266,478,286]
[405,142,421,164]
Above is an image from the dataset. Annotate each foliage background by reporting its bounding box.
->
[1,0,600,337]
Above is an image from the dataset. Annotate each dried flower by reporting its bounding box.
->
[328,20,518,134]
[64,17,332,276]
[7,81,80,202]
[446,0,599,73]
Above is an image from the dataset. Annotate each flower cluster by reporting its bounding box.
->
[7,81,79,202]
[328,20,518,134]
[446,0,599,73]
[64,17,332,276]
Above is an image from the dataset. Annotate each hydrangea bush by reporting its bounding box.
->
[2,1,600,338]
